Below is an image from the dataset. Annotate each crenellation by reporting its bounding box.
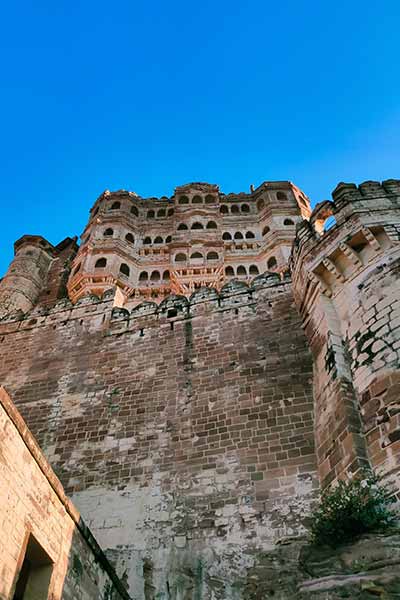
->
[382,178,400,196]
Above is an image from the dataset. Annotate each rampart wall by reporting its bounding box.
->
[0,276,317,598]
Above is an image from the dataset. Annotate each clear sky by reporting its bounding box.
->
[1,0,399,276]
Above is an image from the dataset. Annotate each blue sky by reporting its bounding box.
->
[1,0,399,275]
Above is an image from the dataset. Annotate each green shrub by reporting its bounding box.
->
[310,472,397,547]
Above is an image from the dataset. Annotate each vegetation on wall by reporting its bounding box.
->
[310,472,397,547]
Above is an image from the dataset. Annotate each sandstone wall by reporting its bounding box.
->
[0,277,317,598]
[291,179,400,489]
[0,387,129,600]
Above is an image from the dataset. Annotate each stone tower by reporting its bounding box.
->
[0,235,77,319]
[291,179,400,490]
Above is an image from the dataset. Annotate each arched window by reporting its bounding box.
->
[190,252,203,260]
[245,231,255,239]
[143,237,152,245]
[277,191,287,201]
[150,270,160,281]
[125,233,135,244]
[92,207,99,217]
[119,263,130,276]
[241,204,250,213]
[157,209,166,218]
[191,222,204,230]
[225,266,234,276]
[322,215,337,232]
[72,263,81,276]
[163,270,170,281]
[192,195,203,204]
[205,194,214,204]
[103,228,113,237]
[167,208,174,216]
[178,195,189,204]
[130,206,139,217]
[147,210,155,219]
[177,223,188,230]
[95,257,107,268]
[267,257,277,269]
[234,232,243,240]
[231,205,239,214]
[284,218,294,226]
[175,253,187,262]
[110,201,121,210]
[257,199,265,211]
[249,265,259,275]
[237,265,247,276]
[262,226,270,236]
[206,221,217,229]
[222,232,232,241]
[154,236,163,244]
[165,235,172,243]
[207,251,219,260]
[220,205,228,214]
[139,271,148,281]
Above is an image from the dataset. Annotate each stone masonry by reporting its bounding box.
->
[0,178,400,598]
[0,386,128,600]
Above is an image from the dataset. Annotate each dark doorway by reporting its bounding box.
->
[13,535,53,600]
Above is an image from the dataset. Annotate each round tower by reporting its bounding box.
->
[0,235,54,318]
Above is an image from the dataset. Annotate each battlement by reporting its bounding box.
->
[332,178,400,204]
[291,179,400,303]
[0,272,285,332]
[13,234,55,255]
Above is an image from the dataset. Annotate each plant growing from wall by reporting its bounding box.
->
[310,472,397,547]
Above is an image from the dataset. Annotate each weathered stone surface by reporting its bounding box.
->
[0,387,128,600]
[0,278,317,598]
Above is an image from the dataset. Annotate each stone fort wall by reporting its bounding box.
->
[1,177,400,598]
[0,276,317,597]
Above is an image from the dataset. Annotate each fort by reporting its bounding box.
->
[1,178,400,598]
